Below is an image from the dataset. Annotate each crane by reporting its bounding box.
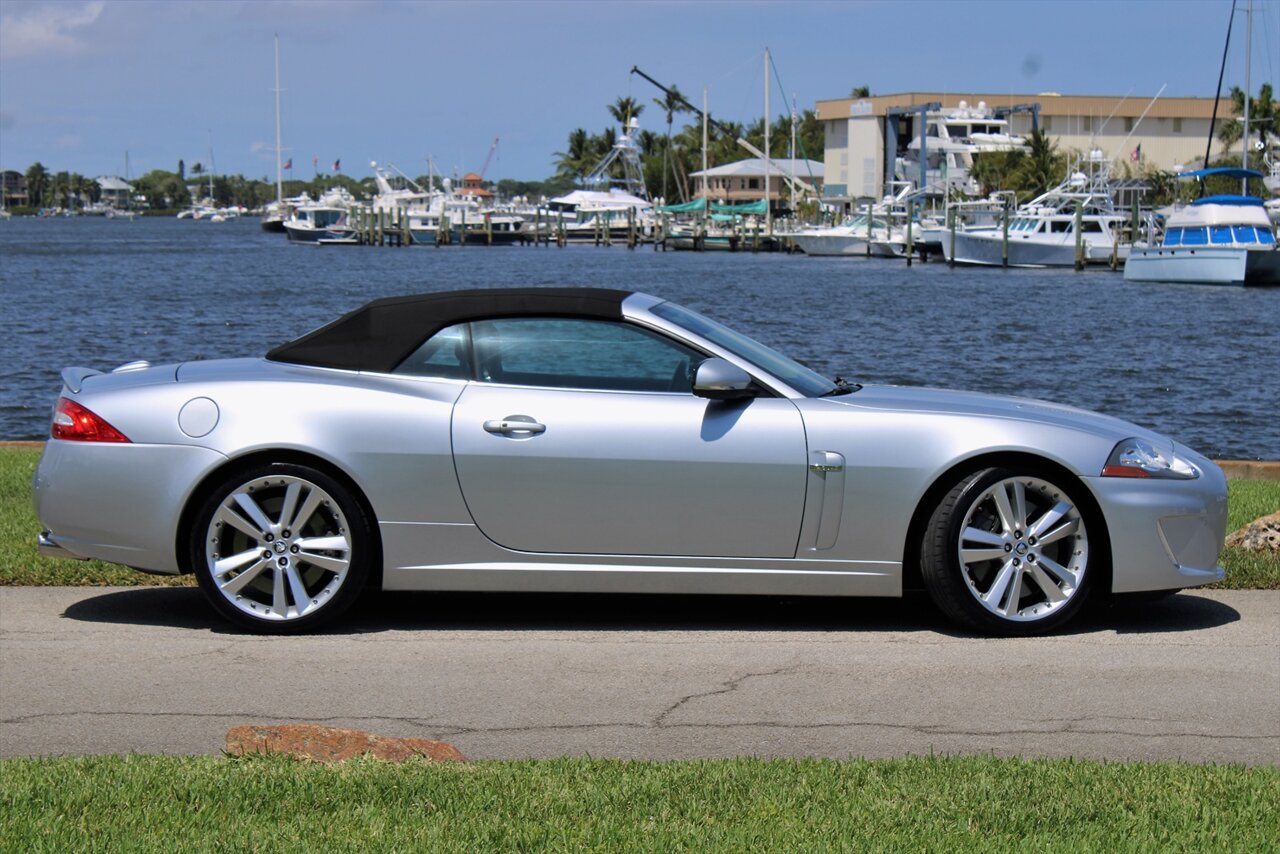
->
[478,137,500,180]
[628,66,815,195]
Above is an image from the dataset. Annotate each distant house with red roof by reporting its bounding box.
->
[456,172,493,200]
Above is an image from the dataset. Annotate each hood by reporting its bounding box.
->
[828,383,1168,446]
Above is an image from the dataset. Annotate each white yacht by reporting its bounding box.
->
[941,152,1129,267]
[899,101,1030,197]
[1124,168,1279,285]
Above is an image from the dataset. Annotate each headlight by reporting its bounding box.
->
[1102,438,1199,479]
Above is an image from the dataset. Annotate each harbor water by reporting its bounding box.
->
[1,216,1277,459]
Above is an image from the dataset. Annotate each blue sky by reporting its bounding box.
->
[1,0,1276,182]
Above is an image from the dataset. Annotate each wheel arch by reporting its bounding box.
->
[900,451,1112,595]
[175,448,385,589]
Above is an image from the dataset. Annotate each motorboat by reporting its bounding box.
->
[789,215,880,256]
[1124,168,1279,285]
[940,151,1129,267]
[283,188,357,243]
[791,185,923,257]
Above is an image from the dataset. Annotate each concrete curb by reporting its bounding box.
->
[3,441,1278,480]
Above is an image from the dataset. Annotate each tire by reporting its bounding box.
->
[920,467,1096,636]
[191,463,372,634]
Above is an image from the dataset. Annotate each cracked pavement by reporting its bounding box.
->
[1,586,1277,764]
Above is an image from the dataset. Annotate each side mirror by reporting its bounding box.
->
[692,358,756,400]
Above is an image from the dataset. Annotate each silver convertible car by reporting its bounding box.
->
[34,288,1227,635]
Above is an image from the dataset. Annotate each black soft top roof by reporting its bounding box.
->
[266,287,633,372]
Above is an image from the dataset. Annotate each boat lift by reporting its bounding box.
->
[884,102,940,198]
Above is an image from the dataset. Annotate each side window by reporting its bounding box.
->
[393,323,471,379]
[471,317,702,393]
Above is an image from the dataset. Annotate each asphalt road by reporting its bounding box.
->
[1,586,1277,765]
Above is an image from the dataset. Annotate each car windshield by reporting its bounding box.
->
[650,301,841,398]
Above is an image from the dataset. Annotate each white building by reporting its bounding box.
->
[818,92,1222,204]
[95,176,135,208]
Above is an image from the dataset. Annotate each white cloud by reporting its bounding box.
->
[0,1,105,60]
[56,133,82,149]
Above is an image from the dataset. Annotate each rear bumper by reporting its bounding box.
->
[33,440,227,575]
[38,530,86,561]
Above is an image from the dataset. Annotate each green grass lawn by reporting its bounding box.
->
[1,754,1275,852]
[3,445,1277,589]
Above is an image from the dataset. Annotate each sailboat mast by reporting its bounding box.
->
[701,87,708,201]
[274,34,283,205]
[1242,0,1252,192]
[763,47,771,233]
[790,96,797,215]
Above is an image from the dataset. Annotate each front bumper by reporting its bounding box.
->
[1087,452,1229,593]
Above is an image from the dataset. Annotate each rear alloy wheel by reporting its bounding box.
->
[192,463,371,633]
[921,467,1095,635]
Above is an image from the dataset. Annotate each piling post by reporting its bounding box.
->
[866,202,872,257]
[947,206,956,268]
[485,211,492,246]
[905,200,914,267]
[1001,204,1010,268]
[1074,204,1084,271]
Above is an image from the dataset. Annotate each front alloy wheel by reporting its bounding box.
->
[192,463,371,633]
[921,468,1096,635]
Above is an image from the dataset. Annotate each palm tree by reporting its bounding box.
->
[1015,128,1064,199]
[49,171,72,209]
[24,162,49,208]
[554,128,591,180]
[653,86,688,202]
[1217,83,1276,161]
[607,96,645,127]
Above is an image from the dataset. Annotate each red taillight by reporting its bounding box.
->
[51,398,131,443]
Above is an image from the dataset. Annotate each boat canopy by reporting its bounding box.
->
[711,200,768,216]
[1179,167,1266,180]
[1191,195,1266,207]
[656,198,707,214]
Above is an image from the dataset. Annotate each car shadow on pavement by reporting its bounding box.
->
[61,587,1241,637]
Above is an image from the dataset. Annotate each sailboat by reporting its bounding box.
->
[261,34,289,232]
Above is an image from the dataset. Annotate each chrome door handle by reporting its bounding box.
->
[483,418,546,435]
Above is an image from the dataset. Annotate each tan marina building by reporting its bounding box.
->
[817,92,1222,203]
